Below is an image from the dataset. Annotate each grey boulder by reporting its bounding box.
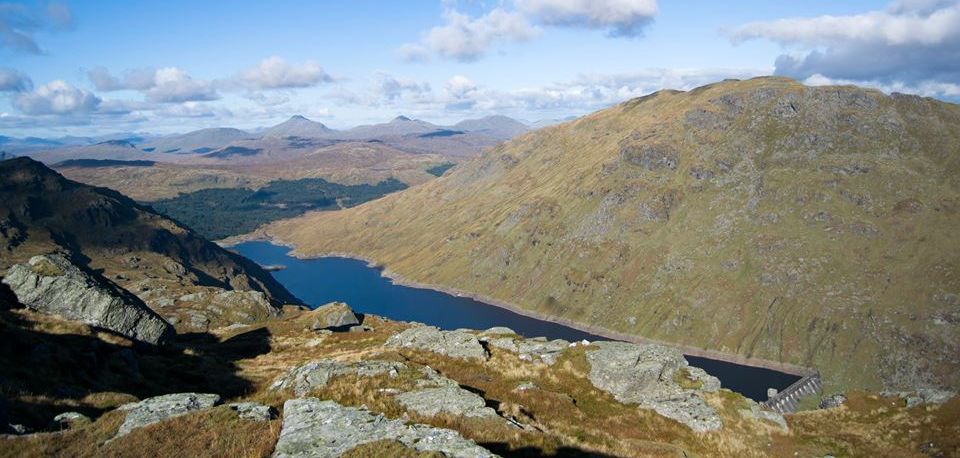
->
[228,402,277,422]
[386,325,488,360]
[585,341,722,432]
[309,302,360,331]
[395,386,498,419]
[113,393,220,438]
[3,254,173,345]
[273,398,496,458]
[270,359,406,397]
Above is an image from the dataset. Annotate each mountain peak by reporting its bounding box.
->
[288,115,309,122]
[392,115,413,122]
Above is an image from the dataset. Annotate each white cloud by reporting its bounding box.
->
[402,8,539,62]
[444,75,479,109]
[0,68,31,92]
[87,67,219,103]
[13,80,101,115]
[237,56,332,89]
[146,67,219,103]
[154,101,225,118]
[731,1,960,97]
[516,0,657,36]
[375,72,430,102]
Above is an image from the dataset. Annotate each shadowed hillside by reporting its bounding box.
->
[0,157,300,330]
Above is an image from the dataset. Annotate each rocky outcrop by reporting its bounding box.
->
[819,393,847,409]
[395,387,498,419]
[270,359,405,396]
[307,302,360,330]
[113,393,220,438]
[385,325,488,360]
[273,398,496,458]
[585,341,722,432]
[883,389,957,408]
[3,254,174,345]
[227,402,277,422]
[484,335,573,365]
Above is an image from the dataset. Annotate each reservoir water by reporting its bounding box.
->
[234,241,800,401]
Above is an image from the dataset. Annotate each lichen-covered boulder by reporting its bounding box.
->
[270,359,405,397]
[308,302,360,330]
[113,393,220,438]
[585,341,722,432]
[228,402,277,422]
[395,386,498,419]
[273,398,496,458]
[385,325,487,360]
[3,254,173,345]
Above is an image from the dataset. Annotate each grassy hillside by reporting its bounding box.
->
[265,77,960,393]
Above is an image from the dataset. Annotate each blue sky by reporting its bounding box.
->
[1,0,958,136]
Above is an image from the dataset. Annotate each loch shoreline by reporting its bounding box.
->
[222,232,816,378]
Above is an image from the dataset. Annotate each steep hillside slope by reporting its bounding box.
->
[266,77,960,392]
[0,157,300,330]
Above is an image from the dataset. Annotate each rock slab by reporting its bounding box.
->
[270,359,406,397]
[585,341,722,432]
[3,254,174,345]
[273,398,496,458]
[386,325,487,360]
[114,393,220,438]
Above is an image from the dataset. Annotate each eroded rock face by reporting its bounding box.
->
[585,341,722,432]
[3,254,173,345]
[273,398,496,458]
[270,359,406,397]
[308,302,360,331]
[113,393,220,438]
[385,325,488,360]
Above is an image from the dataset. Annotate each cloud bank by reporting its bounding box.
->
[732,0,960,97]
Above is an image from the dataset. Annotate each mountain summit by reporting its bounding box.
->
[267,77,960,393]
[262,115,336,138]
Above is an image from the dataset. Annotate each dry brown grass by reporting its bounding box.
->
[341,439,445,457]
[4,309,959,458]
[2,407,279,458]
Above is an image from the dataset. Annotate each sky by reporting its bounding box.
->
[1,0,958,137]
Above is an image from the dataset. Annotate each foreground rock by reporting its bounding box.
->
[270,359,406,396]
[228,402,277,422]
[273,398,496,458]
[307,302,360,331]
[3,254,174,345]
[484,335,572,365]
[114,393,220,438]
[396,386,498,419]
[585,341,722,432]
[386,325,487,360]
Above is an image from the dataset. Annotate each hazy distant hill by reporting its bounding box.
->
[23,140,154,164]
[454,115,530,140]
[342,115,443,139]
[267,77,960,394]
[262,115,336,138]
[140,127,252,154]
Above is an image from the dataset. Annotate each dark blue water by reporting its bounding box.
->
[235,241,800,401]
